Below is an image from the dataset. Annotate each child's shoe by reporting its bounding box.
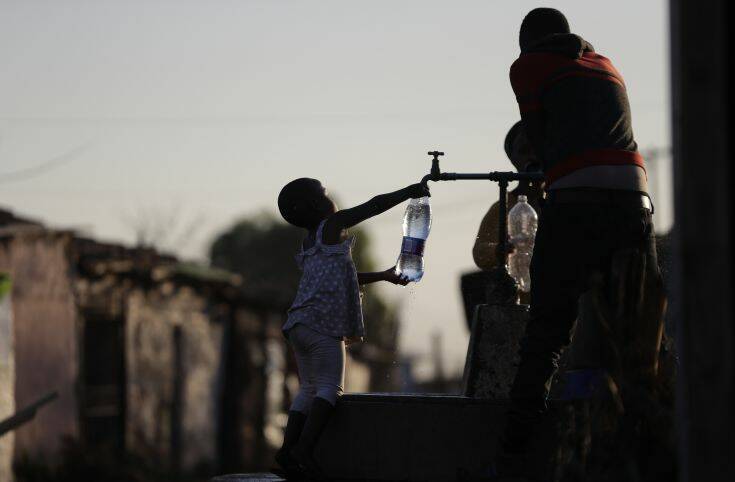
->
[274,410,308,478]
[291,397,334,480]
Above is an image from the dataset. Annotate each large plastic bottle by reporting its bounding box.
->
[396,196,432,282]
[507,195,538,292]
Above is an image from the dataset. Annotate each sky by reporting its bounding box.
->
[0,0,671,379]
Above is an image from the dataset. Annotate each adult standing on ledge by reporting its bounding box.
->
[485,8,658,480]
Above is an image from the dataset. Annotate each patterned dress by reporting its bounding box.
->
[282,220,364,339]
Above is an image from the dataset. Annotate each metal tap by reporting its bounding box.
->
[420,151,544,305]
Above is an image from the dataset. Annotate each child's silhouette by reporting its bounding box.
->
[275,178,429,479]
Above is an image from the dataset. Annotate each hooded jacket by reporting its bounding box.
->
[510,34,645,184]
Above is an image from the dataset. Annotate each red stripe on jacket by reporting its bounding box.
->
[510,52,625,113]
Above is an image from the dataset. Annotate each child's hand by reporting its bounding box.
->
[383,267,411,286]
[345,336,364,346]
[407,183,431,199]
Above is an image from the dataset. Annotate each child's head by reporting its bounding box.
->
[504,121,539,172]
[278,178,337,229]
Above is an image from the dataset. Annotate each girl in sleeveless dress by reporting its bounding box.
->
[275,178,429,479]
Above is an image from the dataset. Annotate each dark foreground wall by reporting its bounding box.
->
[670,1,735,480]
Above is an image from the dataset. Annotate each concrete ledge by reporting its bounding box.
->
[211,475,284,482]
[339,392,508,405]
[315,393,508,482]
[213,394,562,481]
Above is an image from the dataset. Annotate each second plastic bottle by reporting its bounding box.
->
[507,195,538,293]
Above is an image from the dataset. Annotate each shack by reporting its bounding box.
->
[0,208,287,476]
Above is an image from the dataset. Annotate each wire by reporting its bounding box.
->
[0,143,91,184]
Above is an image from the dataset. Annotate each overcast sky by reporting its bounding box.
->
[0,0,671,378]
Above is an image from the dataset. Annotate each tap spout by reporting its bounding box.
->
[420,150,543,185]
[422,171,543,184]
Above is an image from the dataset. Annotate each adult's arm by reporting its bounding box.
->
[322,183,429,244]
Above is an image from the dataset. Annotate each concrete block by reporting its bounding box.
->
[315,394,507,482]
[463,304,530,399]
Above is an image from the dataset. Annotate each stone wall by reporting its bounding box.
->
[125,284,227,473]
[221,308,269,472]
[0,233,79,460]
[178,293,227,473]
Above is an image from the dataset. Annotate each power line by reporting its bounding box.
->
[0,143,91,184]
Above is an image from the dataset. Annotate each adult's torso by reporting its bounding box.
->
[510,34,648,192]
[542,73,647,191]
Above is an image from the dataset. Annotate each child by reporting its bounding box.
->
[275,177,429,479]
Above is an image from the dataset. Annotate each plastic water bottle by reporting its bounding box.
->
[396,196,432,282]
[507,195,538,292]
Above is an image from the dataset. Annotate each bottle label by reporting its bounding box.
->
[400,236,426,257]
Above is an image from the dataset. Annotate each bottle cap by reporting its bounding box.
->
[518,195,528,203]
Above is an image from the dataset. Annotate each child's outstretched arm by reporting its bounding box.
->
[358,266,409,286]
[322,183,429,244]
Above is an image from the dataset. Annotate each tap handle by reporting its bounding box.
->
[427,151,444,180]
[428,151,444,161]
